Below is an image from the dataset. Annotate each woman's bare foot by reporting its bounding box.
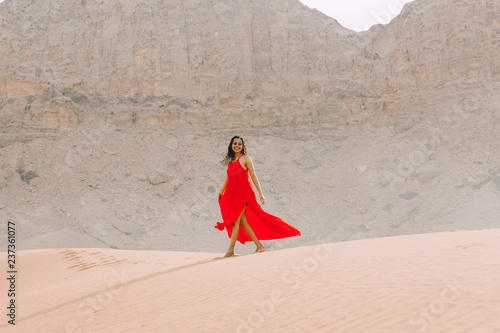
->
[254,246,266,254]
[224,252,235,257]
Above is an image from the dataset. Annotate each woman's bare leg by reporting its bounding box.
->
[240,207,266,253]
[224,208,245,257]
[224,221,239,257]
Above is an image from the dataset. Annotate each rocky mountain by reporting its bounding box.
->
[0,0,367,138]
[0,0,499,253]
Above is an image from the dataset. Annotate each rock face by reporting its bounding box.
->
[0,0,498,136]
[0,0,366,107]
[0,0,499,252]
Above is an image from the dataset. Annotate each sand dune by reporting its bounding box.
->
[1,228,499,332]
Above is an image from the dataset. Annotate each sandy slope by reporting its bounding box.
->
[1,228,499,332]
[1,0,499,254]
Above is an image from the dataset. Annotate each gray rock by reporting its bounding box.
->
[16,169,38,185]
[416,172,440,183]
[399,191,418,200]
[382,204,393,212]
[294,150,322,172]
[148,171,169,185]
[155,183,174,198]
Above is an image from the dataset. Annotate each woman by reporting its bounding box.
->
[215,135,301,257]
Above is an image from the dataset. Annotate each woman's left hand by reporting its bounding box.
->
[259,194,266,205]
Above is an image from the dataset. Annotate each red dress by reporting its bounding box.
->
[215,154,301,244]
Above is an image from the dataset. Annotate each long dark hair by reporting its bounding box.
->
[221,135,247,166]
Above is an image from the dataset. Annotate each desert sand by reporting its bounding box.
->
[1,228,499,332]
[1,0,499,253]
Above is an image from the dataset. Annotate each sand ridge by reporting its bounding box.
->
[0,228,498,332]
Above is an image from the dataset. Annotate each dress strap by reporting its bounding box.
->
[232,154,244,162]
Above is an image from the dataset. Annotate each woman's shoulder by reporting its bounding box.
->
[241,154,252,161]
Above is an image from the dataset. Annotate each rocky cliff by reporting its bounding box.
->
[0,0,369,138]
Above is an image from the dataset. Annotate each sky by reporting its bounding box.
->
[298,0,416,31]
[0,0,416,32]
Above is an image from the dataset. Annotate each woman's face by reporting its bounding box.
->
[232,139,243,154]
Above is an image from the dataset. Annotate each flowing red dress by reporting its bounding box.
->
[215,154,301,244]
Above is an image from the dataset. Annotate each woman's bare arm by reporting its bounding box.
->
[244,155,266,205]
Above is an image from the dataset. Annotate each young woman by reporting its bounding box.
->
[215,135,301,257]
